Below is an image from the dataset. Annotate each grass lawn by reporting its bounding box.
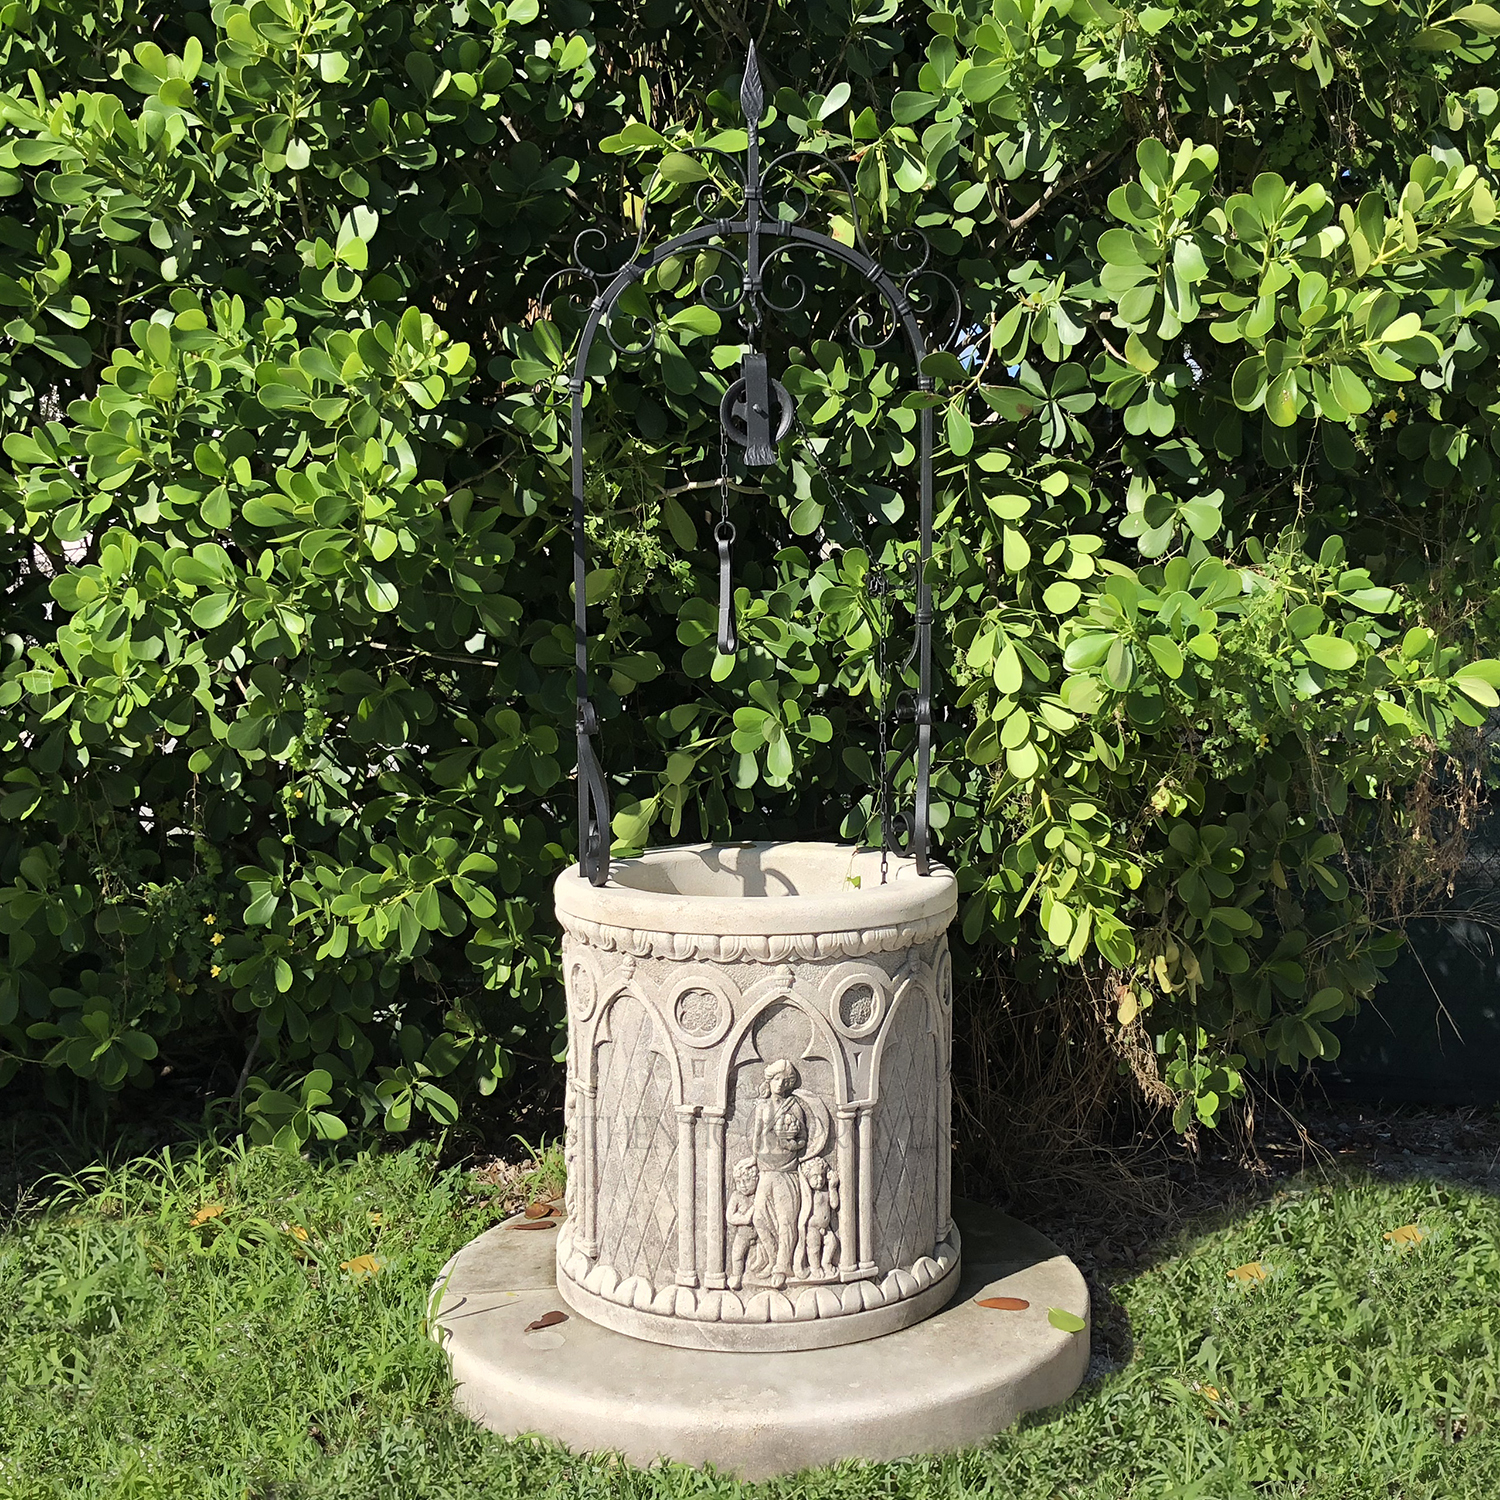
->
[2,1135,1497,1499]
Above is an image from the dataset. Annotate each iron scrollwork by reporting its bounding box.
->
[566,45,960,886]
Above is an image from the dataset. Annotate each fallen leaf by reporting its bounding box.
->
[1384,1223,1424,1249]
[340,1254,382,1279]
[523,1200,553,1219]
[975,1296,1030,1310]
[1200,1384,1221,1402]
[285,1224,310,1243]
[1228,1260,1268,1285]
[508,1219,558,1231]
[368,1210,384,1227]
[1047,1307,1086,1333]
[524,1309,568,1332]
[190,1203,225,1227]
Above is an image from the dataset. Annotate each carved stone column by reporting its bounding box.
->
[553,841,960,1353]
[856,1107,877,1280]
[576,1080,598,1258]
[703,1109,728,1289]
[834,1104,858,1282]
[675,1104,699,1287]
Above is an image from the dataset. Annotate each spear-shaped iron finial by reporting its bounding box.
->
[740,42,765,132]
[741,46,763,312]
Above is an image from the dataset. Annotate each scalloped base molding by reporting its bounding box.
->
[555,1220,961,1352]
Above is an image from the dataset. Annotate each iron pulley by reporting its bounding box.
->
[719,351,794,467]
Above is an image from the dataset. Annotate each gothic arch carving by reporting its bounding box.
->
[589,984,684,1101]
[714,987,850,1110]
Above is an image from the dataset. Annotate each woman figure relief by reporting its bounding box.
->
[749,1059,810,1289]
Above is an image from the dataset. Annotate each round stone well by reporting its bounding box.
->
[431,840,1092,1474]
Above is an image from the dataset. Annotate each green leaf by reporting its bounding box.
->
[1342,586,1396,612]
[35,333,92,369]
[1104,638,1135,691]
[961,65,1009,103]
[1043,580,1081,613]
[1047,1307,1087,1333]
[818,82,851,120]
[1328,364,1372,416]
[993,643,1023,695]
[1455,657,1500,686]
[1409,26,1461,50]
[667,304,721,338]
[1374,311,1423,344]
[892,91,938,124]
[1098,229,1153,267]
[1146,636,1184,679]
[1305,987,1345,1018]
[1453,670,1500,706]
[584,568,617,605]
[364,575,400,612]
[1265,368,1300,427]
[1453,4,1500,33]
[1179,500,1221,540]
[242,498,290,528]
[1006,741,1040,779]
[946,403,974,457]
[1063,634,1113,671]
[921,351,968,385]
[417,1083,460,1126]
[662,495,697,549]
[190,593,235,629]
[789,497,824,535]
[245,890,280,926]
[1287,604,1324,639]
[1303,634,1358,670]
[765,728,794,781]
[657,152,708,184]
[1231,355,1267,411]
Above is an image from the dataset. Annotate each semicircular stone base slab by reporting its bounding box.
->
[430,1199,1090,1480]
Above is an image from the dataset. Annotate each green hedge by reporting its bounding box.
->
[3,0,1500,1142]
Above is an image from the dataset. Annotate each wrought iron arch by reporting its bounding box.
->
[568,46,957,886]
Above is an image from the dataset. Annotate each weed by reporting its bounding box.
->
[509,1133,567,1206]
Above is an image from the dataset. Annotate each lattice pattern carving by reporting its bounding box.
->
[592,995,679,1286]
[871,993,938,1274]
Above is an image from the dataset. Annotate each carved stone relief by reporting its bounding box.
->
[553,844,959,1352]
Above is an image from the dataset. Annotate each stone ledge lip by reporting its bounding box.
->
[554,840,957,939]
[432,1199,1090,1480]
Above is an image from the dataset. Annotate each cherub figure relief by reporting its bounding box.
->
[797,1155,840,1280]
[726,1157,759,1291]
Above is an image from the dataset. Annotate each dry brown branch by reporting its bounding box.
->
[952,961,1176,1223]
